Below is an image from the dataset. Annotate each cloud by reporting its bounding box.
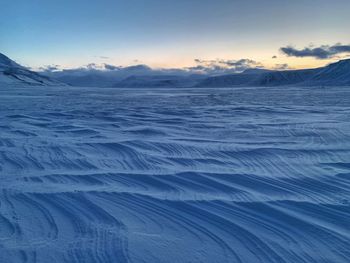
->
[280,43,350,59]
[123,64,152,71]
[86,63,99,69]
[192,58,264,74]
[39,65,61,72]
[273,63,290,70]
[103,64,120,70]
[39,57,268,83]
[39,62,195,86]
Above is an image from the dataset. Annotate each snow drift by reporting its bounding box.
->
[0,85,349,262]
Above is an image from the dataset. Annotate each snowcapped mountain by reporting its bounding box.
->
[0,53,63,86]
[114,74,206,88]
[3,52,349,88]
[196,72,262,87]
[43,65,155,87]
[252,68,318,86]
[198,59,350,87]
[43,64,204,88]
[304,59,350,86]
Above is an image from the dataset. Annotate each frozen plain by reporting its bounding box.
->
[0,85,350,263]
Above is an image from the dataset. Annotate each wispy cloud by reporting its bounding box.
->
[39,58,265,78]
[103,64,121,70]
[191,58,264,74]
[273,63,290,70]
[280,43,350,59]
[39,65,61,72]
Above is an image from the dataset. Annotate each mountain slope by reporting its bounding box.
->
[198,59,350,87]
[196,73,260,87]
[197,68,321,87]
[3,52,349,87]
[114,74,206,88]
[0,53,63,86]
[44,66,204,88]
[304,59,350,86]
[253,68,319,86]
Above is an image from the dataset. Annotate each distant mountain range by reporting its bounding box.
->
[1,52,350,87]
[48,58,350,88]
[114,74,206,88]
[197,59,350,87]
[42,64,207,88]
[0,53,63,86]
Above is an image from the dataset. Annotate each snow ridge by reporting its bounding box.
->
[0,86,350,262]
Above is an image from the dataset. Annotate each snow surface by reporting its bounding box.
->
[1,85,350,262]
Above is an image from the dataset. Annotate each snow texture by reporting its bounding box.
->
[0,85,350,262]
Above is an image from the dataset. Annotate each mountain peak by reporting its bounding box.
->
[242,68,272,74]
[338,58,350,63]
[198,58,350,87]
[325,58,350,69]
[0,53,22,68]
[0,53,64,86]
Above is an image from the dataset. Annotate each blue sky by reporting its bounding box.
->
[1,0,350,70]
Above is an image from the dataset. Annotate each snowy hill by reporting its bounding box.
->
[198,59,350,87]
[0,53,63,86]
[196,73,260,87]
[3,52,349,87]
[114,74,206,88]
[253,68,319,86]
[304,59,350,86]
[44,65,204,88]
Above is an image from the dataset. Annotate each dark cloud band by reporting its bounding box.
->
[280,44,350,59]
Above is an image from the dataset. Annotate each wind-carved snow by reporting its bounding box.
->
[0,86,350,262]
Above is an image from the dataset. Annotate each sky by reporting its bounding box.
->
[1,0,350,71]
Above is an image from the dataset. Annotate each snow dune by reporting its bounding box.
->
[0,86,350,262]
